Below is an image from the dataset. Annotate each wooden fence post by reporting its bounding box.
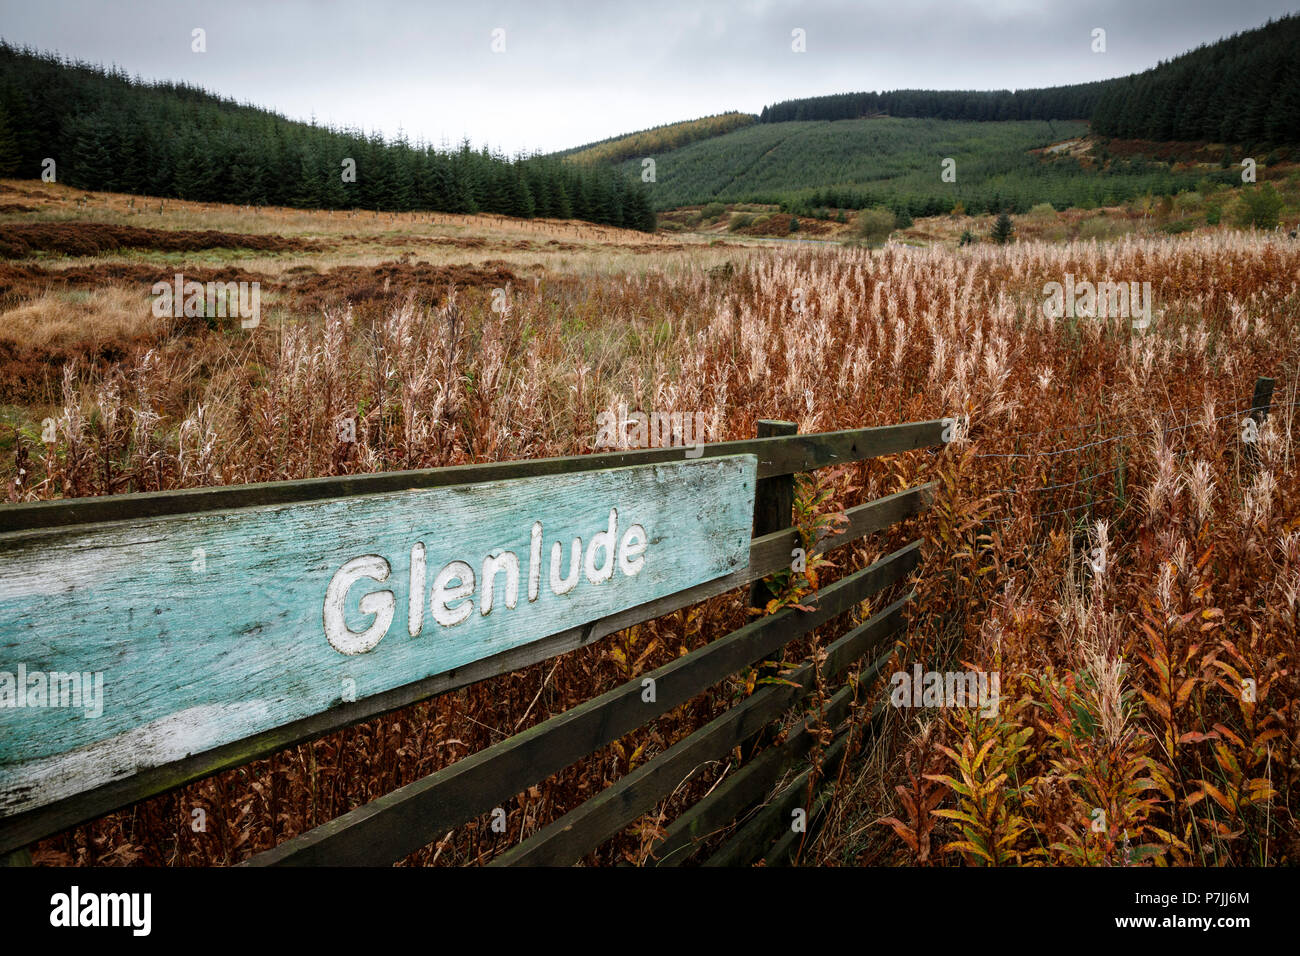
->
[1248,376,1276,425]
[749,420,798,610]
[1245,376,1275,474]
[743,420,797,760]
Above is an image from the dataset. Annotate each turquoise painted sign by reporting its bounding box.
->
[0,455,757,817]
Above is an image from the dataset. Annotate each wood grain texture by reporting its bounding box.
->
[0,482,933,854]
[1245,376,1276,474]
[492,595,912,866]
[748,420,797,609]
[0,420,945,533]
[659,651,893,866]
[0,456,756,819]
[243,541,921,866]
[758,744,843,867]
[701,668,895,868]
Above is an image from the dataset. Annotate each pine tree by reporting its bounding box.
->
[66,114,115,190]
[0,103,19,177]
[0,40,655,229]
[319,144,348,209]
[552,178,573,220]
[116,121,153,195]
[587,172,615,225]
[291,143,323,208]
[991,211,1014,244]
[389,144,416,211]
[364,136,397,210]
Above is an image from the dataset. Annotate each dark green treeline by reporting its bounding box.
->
[759,15,1300,147]
[0,42,656,231]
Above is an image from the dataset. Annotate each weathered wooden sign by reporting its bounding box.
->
[0,455,757,818]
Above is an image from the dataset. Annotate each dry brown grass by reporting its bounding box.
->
[0,287,159,350]
[0,179,689,247]
[4,190,1300,866]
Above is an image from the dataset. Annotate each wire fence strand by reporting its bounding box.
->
[969,383,1297,526]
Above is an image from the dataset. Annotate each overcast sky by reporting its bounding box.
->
[1,0,1296,154]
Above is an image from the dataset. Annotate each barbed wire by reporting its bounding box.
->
[989,463,1125,496]
[970,389,1299,525]
[961,372,1298,454]
[989,493,1129,526]
[971,411,1234,459]
[981,398,1232,444]
[970,400,1299,460]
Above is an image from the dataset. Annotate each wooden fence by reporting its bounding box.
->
[0,418,944,866]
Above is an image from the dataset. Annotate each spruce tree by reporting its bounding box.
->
[991,211,1014,244]
[291,143,323,208]
[552,178,573,220]
[0,40,656,229]
[0,103,19,177]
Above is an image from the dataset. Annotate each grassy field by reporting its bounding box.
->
[658,166,1300,254]
[0,179,768,411]
[3,181,1300,866]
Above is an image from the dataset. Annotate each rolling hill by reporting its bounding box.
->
[560,112,758,165]
[571,15,1300,216]
[612,117,1245,216]
[0,42,657,231]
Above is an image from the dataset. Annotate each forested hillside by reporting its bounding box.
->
[616,118,1236,215]
[1090,15,1300,142]
[759,82,1110,124]
[0,42,656,230]
[758,16,1300,145]
[571,16,1300,218]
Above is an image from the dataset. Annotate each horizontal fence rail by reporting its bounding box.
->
[0,419,944,863]
[700,663,895,868]
[0,480,934,855]
[245,542,922,866]
[0,420,946,533]
[491,594,912,867]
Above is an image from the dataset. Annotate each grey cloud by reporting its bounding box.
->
[0,0,1294,152]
